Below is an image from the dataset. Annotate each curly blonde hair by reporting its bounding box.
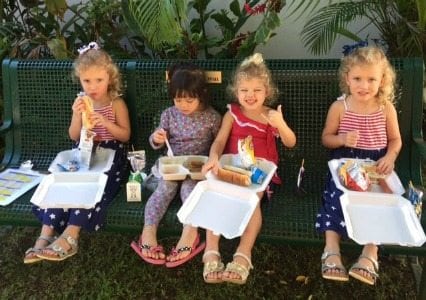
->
[228,53,278,106]
[73,48,122,100]
[339,46,396,106]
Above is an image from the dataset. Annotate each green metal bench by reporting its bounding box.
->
[1,58,425,296]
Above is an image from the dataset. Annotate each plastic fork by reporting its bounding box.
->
[164,137,174,157]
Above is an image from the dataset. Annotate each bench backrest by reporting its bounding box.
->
[1,58,423,194]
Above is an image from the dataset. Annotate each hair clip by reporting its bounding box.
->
[241,53,264,67]
[78,42,100,55]
[342,40,368,56]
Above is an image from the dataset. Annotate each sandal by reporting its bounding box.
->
[349,255,379,285]
[165,233,205,268]
[36,234,78,262]
[23,235,56,264]
[202,250,225,284]
[321,251,349,282]
[222,252,253,285]
[130,239,166,265]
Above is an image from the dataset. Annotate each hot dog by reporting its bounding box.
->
[217,167,251,186]
[81,95,94,129]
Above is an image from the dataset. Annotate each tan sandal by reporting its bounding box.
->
[321,251,349,282]
[222,252,253,285]
[23,235,56,264]
[36,234,78,262]
[349,255,379,285]
[202,250,225,284]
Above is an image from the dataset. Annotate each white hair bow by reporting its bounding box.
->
[77,42,100,55]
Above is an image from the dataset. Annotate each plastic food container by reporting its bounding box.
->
[329,158,425,247]
[340,192,426,246]
[158,155,208,181]
[177,154,277,239]
[328,158,405,195]
[30,172,108,209]
[48,148,116,173]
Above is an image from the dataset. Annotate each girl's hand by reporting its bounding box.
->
[202,157,219,175]
[152,128,167,145]
[376,155,395,175]
[262,105,285,129]
[88,111,106,127]
[342,130,359,148]
[71,97,85,115]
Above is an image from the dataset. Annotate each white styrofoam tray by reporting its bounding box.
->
[30,172,108,209]
[340,192,426,246]
[328,158,405,195]
[48,148,116,173]
[177,180,260,239]
[206,154,277,193]
[0,169,45,206]
[159,155,208,181]
[177,154,277,239]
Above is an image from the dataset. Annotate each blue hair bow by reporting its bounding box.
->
[342,40,368,56]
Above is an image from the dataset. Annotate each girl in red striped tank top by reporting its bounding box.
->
[26,42,130,264]
[316,46,402,285]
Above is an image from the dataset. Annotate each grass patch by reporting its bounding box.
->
[0,226,420,299]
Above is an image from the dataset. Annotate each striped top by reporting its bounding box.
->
[93,102,115,141]
[337,97,387,150]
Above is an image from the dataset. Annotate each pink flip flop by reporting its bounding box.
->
[165,234,206,268]
[130,239,166,265]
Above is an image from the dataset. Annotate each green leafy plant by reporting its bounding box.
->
[123,0,285,58]
[0,0,147,59]
[292,0,426,59]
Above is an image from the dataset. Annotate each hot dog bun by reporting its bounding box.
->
[81,95,94,129]
[217,167,251,186]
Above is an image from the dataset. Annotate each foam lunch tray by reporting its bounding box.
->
[328,158,405,195]
[48,148,116,173]
[177,154,277,239]
[31,172,108,209]
[177,180,259,239]
[340,192,426,246]
[158,155,208,181]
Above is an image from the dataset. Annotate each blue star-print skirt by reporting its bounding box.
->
[315,146,387,238]
[32,140,128,234]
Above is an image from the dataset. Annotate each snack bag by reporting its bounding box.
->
[407,181,423,219]
[237,135,255,168]
[338,160,370,191]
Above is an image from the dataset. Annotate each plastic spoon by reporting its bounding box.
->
[164,137,174,157]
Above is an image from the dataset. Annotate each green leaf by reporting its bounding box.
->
[45,0,68,20]
[47,37,68,59]
[125,0,188,51]
[230,0,241,17]
[211,12,235,32]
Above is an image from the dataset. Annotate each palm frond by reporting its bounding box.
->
[126,0,188,51]
[301,1,374,55]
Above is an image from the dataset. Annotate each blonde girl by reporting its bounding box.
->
[202,53,296,284]
[24,42,130,263]
[316,46,401,285]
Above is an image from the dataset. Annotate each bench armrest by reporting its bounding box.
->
[0,120,12,135]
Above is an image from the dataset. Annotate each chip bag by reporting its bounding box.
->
[338,160,370,192]
[237,135,256,168]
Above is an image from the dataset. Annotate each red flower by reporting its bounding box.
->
[244,2,267,15]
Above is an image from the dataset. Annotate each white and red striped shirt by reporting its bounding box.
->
[338,98,387,150]
[93,102,115,141]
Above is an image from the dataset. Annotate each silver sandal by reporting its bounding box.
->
[36,234,78,262]
[349,255,379,285]
[24,235,56,264]
[321,251,349,282]
[203,250,225,284]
